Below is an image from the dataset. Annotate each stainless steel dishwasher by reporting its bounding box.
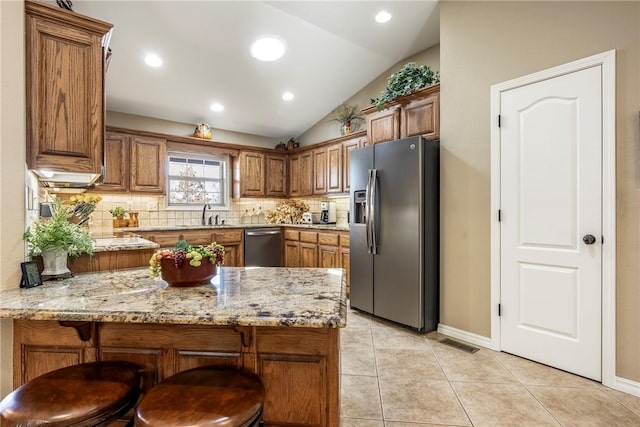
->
[244,228,282,267]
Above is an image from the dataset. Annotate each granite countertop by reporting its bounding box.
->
[0,267,347,328]
[92,236,159,253]
[120,223,350,233]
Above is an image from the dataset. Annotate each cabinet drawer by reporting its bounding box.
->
[340,234,350,247]
[213,229,243,244]
[284,230,300,241]
[318,233,338,246]
[299,231,318,243]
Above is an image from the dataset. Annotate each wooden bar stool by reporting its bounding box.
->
[0,361,141,427]
[135,366,265,427]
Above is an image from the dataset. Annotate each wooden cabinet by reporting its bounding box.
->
[265,154,287,197]
[25,0,112,175]
[326,144,343,194]
[313,148,327,195]
[68,249,157,273]
[239,151,265,197]
[239,151,287,198]
[289,151,314,197]
[130,137,166,193]
[319,245,339,268]
[363,84,440,144]
[98,132,166,194]
[136,228,244,267]
[13,321,340,427]
[366,106,401,145]
[342,137,364,193]
[300,243,319,267]
[402,91,440,140]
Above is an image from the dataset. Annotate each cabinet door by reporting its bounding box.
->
[284,240,300,267]
[342,137,362,193]
[99,133,129,192]
[300,242,318,267]
[299,151,314,196]
[367,106,400,145]
[326,144,343,194]
[319,245,339,268]
[222,244,243,267]
[289,155,300,197]
[239,151,265,197]
[402,92,440,140]
[25,2,111,174]
[130,136,166,193]
[265,154,287,197]
[313,147,327,195]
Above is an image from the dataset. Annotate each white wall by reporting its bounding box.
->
[0,0,26,396]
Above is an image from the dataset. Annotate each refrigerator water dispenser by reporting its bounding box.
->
[353,190,367,224]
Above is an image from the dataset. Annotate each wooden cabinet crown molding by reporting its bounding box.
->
[25,0,112,35]
[361,83,440,115]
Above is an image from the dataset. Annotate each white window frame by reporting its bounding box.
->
[165,151,231,211]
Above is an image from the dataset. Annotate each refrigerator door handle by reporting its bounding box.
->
[366,169,373,253]
[370,169,378,254]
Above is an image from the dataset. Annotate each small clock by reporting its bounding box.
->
[20,261,43,288]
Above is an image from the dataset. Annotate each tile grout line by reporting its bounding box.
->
[428,337,475,427]
[492,352,566,426]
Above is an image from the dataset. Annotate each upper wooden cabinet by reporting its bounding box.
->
[238,151,287,198]
[289,151,313,197]
[326,144,343,194]
[366,106,401,145]
[265,154,287,197]
[97,132,166,194]
[363,83,440,145]
[313,147,328,195]
[25,0,112,174]
[342,136,364,193]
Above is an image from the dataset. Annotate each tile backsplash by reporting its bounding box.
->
[76,194,349,236]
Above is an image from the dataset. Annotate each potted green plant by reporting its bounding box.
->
[109,206,128,228]
[371,62,440,110]
[327,102,365,135]
[24,199,94,278]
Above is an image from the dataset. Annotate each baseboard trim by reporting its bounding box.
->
[615,376,640,397]
[437,324,495,350]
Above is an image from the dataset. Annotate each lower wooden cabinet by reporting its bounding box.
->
[284,240,300,267]
[13,320,339,427]
[136,228,244,267]
[300,242,319,268]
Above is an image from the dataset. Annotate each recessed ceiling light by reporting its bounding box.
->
[282,92,294,101]
[210,103,224,112]
[250,36,286,62]
[375,11,392,23]
[144,53,163,68]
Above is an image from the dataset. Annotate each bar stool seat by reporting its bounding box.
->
[135,366,265,427]
[0,361,140,427]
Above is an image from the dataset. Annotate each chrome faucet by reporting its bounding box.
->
[201,204,210,225]
[215,214,219,226]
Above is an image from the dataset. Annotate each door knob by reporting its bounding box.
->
[583,234,596,245]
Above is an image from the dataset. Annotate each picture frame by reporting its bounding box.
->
[20,261,43,288]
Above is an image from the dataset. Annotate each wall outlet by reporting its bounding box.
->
[148,201,158,211]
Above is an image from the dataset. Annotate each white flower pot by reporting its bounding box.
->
[41,249,71,276]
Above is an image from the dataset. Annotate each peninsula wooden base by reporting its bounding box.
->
[13,320,340,427]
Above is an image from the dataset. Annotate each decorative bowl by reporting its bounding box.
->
[159,257,217,287]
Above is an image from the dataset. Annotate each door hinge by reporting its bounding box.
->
[498,115,502,127]
[498,303,502,317]
[498,210,502,222]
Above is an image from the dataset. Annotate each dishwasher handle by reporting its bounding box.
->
[245,230,281,236]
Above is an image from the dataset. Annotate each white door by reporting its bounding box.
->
[500,65,602,381]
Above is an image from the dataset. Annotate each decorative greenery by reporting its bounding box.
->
[371,62,440,110]
[109,206,127,217]
[24,199,94,258]
[149,240,225,278]
[327,102,365,133]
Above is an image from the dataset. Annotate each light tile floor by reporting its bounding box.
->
[340,308,640,427]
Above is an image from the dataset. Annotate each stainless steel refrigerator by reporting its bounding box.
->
[349,136,439,332]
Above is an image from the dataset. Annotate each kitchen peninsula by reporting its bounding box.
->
[0,267,346,426]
